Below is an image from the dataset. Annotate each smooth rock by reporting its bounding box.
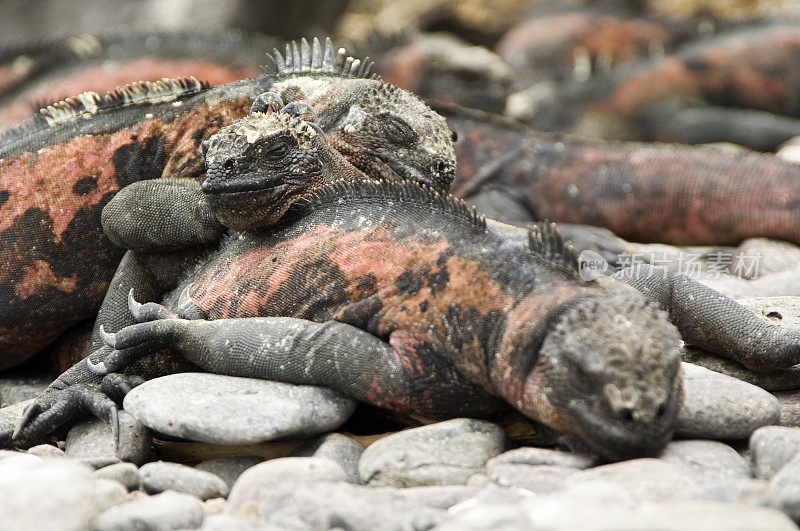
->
[767,452,800,522]
[228,457,347,511]
[573,458,700,503]
[195,457,263,490]
[690,477,769,505]
[682,348,800,392]
[140,461,229,500]
[658,440,751,478]
[123,373,356,445]
[0,374,50,406]
[93,479,129,513]
[678,362,780,439]
[0,456,110,530]
[91,490,205,531]
[203,497,227,516]
[398,486,479,510]
[27,444,67,459]
[0,399,31,437]
[486,447,595,470]
[358,419,507,487]
[200,514,280,530]
[94,463,140,491]
[228,480,443,530]
[65,411,151,466]
[751,426,800,479]
[290,432,364,483]
[438,497,797,530]
[487,464,579,494]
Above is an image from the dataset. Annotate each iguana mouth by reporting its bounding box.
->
[379,154,434,188]
[201,174,286,195]
[567,397,676,460]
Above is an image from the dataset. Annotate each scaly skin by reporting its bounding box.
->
[495,8,704,85]
[512,24,800,149]
[438,102,800,246]
[12,130,800,459]
[0,37,457,370]
[0,29,277,127]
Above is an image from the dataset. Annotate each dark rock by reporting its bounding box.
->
[65,411,151,466]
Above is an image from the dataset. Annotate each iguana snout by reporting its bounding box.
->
[201,109,327,230]
[525,291,683,460]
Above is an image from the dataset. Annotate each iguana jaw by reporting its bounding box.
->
[507,292,682,460]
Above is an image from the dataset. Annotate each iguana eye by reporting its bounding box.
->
[258,142,288,163]
[381,114,418,146]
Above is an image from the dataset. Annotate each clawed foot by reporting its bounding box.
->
[89,290,182,377]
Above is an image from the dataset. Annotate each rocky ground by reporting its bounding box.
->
[1,298,800,530]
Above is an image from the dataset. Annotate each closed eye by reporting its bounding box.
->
[381,114,418,146]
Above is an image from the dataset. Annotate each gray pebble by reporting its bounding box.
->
[690,477,769,505]
[0,374,50,406]
[0,456,113,530]
[93,479,129,513]
[228,457,347,511]
[682,348,800,392]
[486,447,595,470]
[229,480,443,530]
[678,362,780,439]
[95,463,140,491]
[658,440,752,478]
[358,418,507,487]
[91,490,205,531]
[487,463,579,494]
[750,426,800,479]
[65,410,151,466]
[200,514,282,530]
[0,399,31,437]
[398,486,480,510]
[290,432,364,483]
[574,458,700,503]
[123,373,356,445]
[140,461,229,500]
[27,444,67,459]
[439,496,797,530]
[203,497,227,516]
[767,453,800,522]
[195,457,263,490]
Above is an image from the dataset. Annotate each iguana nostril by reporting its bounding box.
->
[223,160,236,171]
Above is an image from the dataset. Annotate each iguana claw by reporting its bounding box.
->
[280,101,318,121]
[99,325,116,348]
[86,356,108,376]
[251,91,284,114]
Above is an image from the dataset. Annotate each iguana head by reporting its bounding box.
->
[265,38,457,193]
[201,105,362,231]
[522,290,683,460]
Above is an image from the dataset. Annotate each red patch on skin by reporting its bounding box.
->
[0,58,259,126]
[0,97,251,242]
[14,259,79,299]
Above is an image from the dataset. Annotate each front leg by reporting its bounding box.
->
[96,315,507,420]
[613,264,800,370]
[101,178,224,252]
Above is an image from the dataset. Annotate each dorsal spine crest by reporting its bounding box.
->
[267,37,380,81]
[527,221,582,277]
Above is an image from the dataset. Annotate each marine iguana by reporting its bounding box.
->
[11,121,800,459]
[0,29,277,127]
[436,101,800,247]
[509,23,800,151]
[0,37,456,370]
